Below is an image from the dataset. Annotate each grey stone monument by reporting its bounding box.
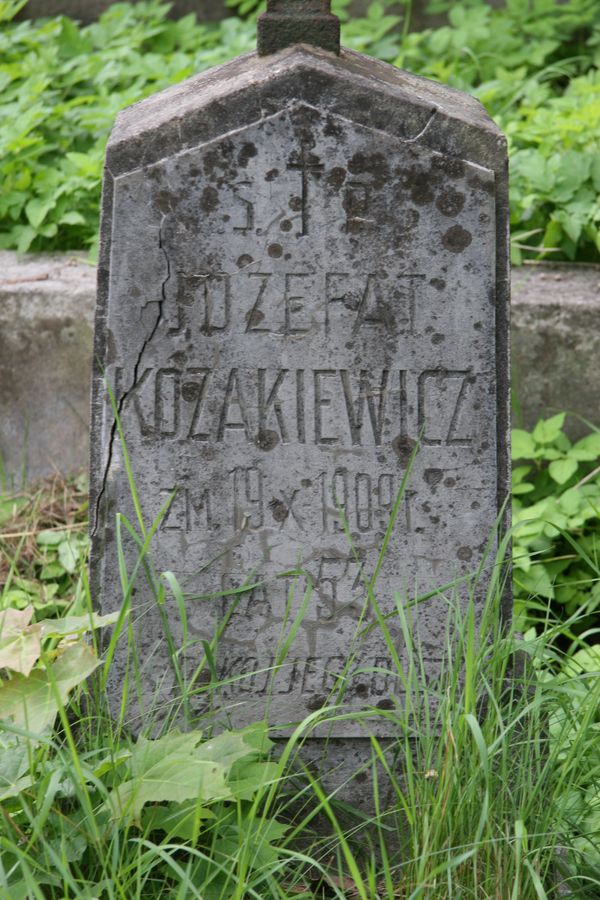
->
[90,1,510,736]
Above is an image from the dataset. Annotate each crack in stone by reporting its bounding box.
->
[404,107,438,144]
[92,215,172,539]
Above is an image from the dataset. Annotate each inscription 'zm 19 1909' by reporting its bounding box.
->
[91,68,508,737]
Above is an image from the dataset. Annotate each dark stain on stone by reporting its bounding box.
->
[154,190,176,214]
[442,225,472,253]
[410,172,435,205]
[269,497,289,523]
[289,196,303,212]
[268,243,283,258]
[468,173,495,194]
[392,434,416,462]
[436,188,465,217]
[377,698,394,710]
[237,254,254,268]
[431,333,445,344]
[430,277,446,291]
[348,151,388,189]
[457,546,473,561]
[327,167,346,190]
[324,115,343,137]
[471,500,480,509]
[433,157,465,179]
[474,321,483,330]
[301,479,312,488]
[255,429,279,451]
[444,477,456,487]
[280,219,293,232]
[424,468,443,486]
[245,307,265,329]
[200,186,218,213]
[265,168,279,181]
[237,142,257,168]
[306,694,327,711]
[181,382,202,403]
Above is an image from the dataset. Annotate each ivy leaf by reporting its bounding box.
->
[549,458,578,485]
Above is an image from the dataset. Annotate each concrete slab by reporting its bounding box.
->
[0,252,95,485]
[511,263,600,438]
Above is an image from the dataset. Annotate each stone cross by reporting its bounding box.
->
[90,7,510,748]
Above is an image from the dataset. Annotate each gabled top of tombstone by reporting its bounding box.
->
[104,32,504,181]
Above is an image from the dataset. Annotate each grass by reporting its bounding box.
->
[1,462,600,897]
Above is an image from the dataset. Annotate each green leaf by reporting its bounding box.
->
[142,801,216,841]
[59,211,86,225]
[558,487,582,515]
[549,458,578,485]
[25,197,54,229]
[0,642,99,733]
[511,429,536,459]
[37,530,69,546]
[107,732,232,826]
[38,610,119,639]
[58,539,79,574]
[532,413,565,445]
[39,562,66,580]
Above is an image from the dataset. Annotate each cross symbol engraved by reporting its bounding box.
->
[287,144,324,235]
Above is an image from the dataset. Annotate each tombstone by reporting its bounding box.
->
[90,0,510,745]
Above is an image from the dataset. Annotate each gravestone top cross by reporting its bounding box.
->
[257,0,340,55]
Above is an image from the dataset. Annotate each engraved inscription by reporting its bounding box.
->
[287,143,324,235]
[166,270,422,337]
[97,100,501,735]
[119,366,483,447]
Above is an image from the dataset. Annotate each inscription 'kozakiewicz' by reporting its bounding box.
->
[114,366,480,446]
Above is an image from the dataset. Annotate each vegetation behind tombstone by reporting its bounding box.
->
[0,0,598,261]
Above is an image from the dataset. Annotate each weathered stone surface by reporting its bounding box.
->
[512,263,600,438]
[89,44,510,735]
[258,0,340,56]
[0,252,94,484]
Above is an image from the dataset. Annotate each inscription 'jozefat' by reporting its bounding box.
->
[91,52,509,737]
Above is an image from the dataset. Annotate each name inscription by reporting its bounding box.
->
[118,366,479,447]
